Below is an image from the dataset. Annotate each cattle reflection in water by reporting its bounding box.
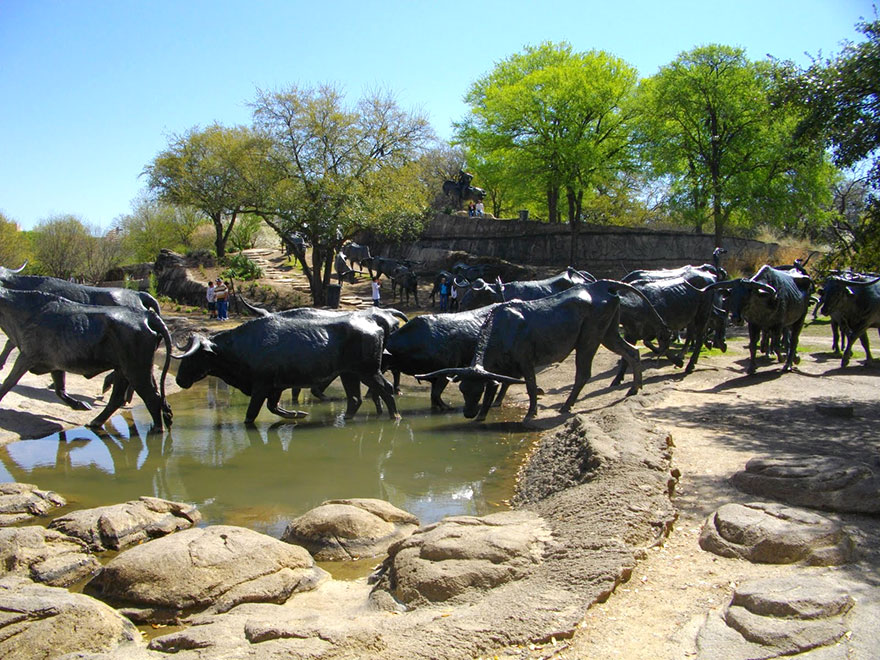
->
[0,377,534,537]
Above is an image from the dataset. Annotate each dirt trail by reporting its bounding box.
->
[503,323,880,659]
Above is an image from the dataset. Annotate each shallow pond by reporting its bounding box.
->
[0,378,537,538]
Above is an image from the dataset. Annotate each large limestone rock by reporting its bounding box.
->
[731,455,880,514]
[281,498,419,561]
[0,526,101,587]
[48,496,201,552]
[699,502,854,566]
[88,525,328,623]
[0,576,144,659]
[694,575,871,659]
[0,482,66,526]
[371,510,553,607]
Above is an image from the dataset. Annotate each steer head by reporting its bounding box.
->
[415,366,523,419]
[707,279,776,325]
[171,333,216,388]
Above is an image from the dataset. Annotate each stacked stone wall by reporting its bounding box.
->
[369,214,783,278]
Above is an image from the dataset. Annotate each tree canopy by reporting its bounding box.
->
[0,213,31,269]
[455,42,640,225]
[637,44,831,246]
[144,124,268,258]
[247,84,435,303]
[780,18,880,269]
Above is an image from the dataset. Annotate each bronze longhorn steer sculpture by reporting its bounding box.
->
[417,280,642,422]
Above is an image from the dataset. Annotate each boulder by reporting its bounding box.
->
[281,498,419,561]
[370,510,552,607]
[88,525,328,623]
[0,526,101,587]
[48,496,201,552]
[0,576,144,659]
[694,576,862,659]
[0,482,66,526]
[730,455,880,514]
[699,502,854,566]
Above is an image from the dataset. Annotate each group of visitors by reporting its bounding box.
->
[467,200,485,217]
[437,275,458,312]
[206,278,230,320]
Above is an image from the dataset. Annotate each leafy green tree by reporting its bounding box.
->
[80,224,127,284]
[455,42,640,226]
[114,197,209,262]
[227,214,265,252]
[639,45,830,246]
[0,212,31,269]
[248,85,435,304]
[31,215,91,279]
[780,18,880,269]
[144,124,267,258]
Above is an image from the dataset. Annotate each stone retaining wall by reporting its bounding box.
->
[371,214,783,278]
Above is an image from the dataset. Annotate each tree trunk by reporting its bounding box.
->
[212,214,226,259]
[547,186,559,225]
[309,245,326,306]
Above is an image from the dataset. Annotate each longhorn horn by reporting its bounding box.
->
[832,275,880,286]
[746,280,777,295]
[415,366,524,385]
[704,278,741,292]
[239,295,272,317]
[171,334,207,360]
[10,261,28,273]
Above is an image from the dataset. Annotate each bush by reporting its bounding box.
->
[222,253,263,281]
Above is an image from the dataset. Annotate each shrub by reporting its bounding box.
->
[222,253,263,281]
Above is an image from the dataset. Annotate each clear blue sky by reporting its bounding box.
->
[0,0,873,231]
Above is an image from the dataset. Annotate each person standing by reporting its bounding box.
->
[215,278,229,320]
[475,200,484,216]
[206,280,217,319]
[450,280,459,312]
[371,275,381,307]
[439,275,450,312]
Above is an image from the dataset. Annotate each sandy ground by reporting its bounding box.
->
[502,321,880,659]
[1,313,878,658]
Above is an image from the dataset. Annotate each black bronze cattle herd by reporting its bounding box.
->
[1,247,878,432]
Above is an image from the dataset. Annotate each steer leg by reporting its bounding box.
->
[492,382,510,407]
[561,339,603,414]
[599,328,642,397]
[0,354,34,403]
[0,340,13,370]
[474,381,498,422]
[126,368,170,432]
[244,390,268,424]
[523,372,540,420]
[746,324,760,374]
[51,371,92,410]
[266,389,308,419]
[782,319,805,373]
[429,378,452,410]
[87,374,131,430]
[340,373,364,419]
[359,372,398,419]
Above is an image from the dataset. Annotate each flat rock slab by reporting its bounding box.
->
[87,525,328,623]
[699,502,854,566]
[282,497,419,561]
[0,575,144,660]
[0,482,66,526]
[0,525,101,587]
[371,510,554,607]
[694,575,879,659]
[730,455,880,514]
[48,495,201,552]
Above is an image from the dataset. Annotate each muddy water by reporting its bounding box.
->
[0,378,537,538]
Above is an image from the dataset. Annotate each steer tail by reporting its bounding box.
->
[601,279,673,335]
[148,310,173,403]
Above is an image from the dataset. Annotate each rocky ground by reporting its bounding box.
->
[1,272,879,657]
